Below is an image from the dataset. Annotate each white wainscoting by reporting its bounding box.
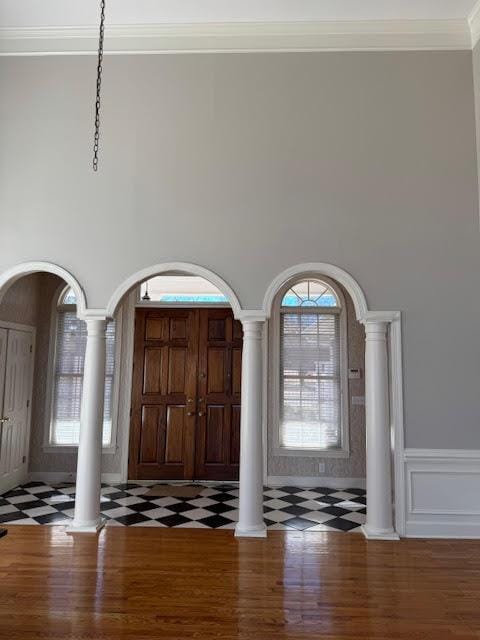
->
[404,449,480,539]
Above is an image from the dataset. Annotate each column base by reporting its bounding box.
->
[66,517,106,534]
[361,525,400,541]
[234,523,267,538]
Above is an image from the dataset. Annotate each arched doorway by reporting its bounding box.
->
[106,263,245,486]
[263,263,404,540]
[0,263,86,498]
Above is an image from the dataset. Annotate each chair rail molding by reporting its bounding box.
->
[404,448,480,538]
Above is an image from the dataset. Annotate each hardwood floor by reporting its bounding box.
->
[0,526,479,639]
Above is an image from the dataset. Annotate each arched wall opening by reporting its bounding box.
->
[109,263,244,485]
[0,267,79,495]
[0,262,87,319]
[265,271,367,494]
[262,263,404,539]
[107,262,243,319]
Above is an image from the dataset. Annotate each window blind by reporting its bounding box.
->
[51,311,116,446]
[280,312,341,450]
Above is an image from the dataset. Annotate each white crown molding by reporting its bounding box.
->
[469,0,480,48]
[0,19,472,56]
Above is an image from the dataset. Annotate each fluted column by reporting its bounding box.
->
[362,320,399,540]
[235,319,266,538]
[68,318,107,533]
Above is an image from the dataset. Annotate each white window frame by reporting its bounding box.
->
[271,274,350,458]
[43,284,122,454]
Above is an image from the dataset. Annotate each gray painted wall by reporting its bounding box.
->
[0,51,479,452]
[473,41,480,220]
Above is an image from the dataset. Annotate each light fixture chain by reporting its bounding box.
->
[92,0,106,172]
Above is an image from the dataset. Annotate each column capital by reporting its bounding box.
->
[84,316,107,337]
[78,308,110,322]
[238,310,267,325]
[364,320,389,337]
[238,311,266,339]
[360,310,400,326]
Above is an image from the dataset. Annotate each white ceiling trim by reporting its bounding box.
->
[0,19,473,55]
[469,0,480,46]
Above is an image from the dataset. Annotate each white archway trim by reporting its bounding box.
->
[0,261,88,319]
[262,262,369,321]
[262,261,405,538]
[106,262,243,319]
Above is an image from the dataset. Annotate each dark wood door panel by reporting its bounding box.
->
[230,405,241,465]
[195,309,242,481]
[129,309,198,480]
[232,348,242,395]
[142,347,163,394]
[139,405,160,464]
[206,348,227,394]
[204,405,225,464]
[130,307,242,481]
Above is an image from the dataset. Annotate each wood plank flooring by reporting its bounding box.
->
[0,526,479,639]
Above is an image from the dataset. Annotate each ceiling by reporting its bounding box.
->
[1,0,479,54]
[0,1,478,27]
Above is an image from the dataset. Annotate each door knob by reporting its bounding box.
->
[187,412,195,417]
[198,411,205,417]
[0,417,10,424]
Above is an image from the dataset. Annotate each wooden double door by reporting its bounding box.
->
[129,308,242,481]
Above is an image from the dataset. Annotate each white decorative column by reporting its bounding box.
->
[68,317,107,533]
[235,318,266,538]
[361,319,399,540]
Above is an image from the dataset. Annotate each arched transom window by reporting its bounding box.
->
[281,279,339,308]
[49,286,117,448]
[139,276,228,304]
[276,277,349,455]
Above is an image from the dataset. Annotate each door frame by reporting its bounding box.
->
[118,295,244,483]
[0,321,36,495]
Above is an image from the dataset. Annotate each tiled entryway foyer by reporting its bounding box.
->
[0,483,366,532]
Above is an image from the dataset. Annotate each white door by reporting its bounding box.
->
[0,329,33,494]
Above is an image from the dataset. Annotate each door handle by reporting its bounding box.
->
[0,417,10,424]
[198,411,205,417]
[187,412,195,417]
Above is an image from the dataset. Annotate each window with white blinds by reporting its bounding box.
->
[50,289,116,447]
[278,279,346,452]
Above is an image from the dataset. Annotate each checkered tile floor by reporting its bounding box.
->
[0,483,366,532]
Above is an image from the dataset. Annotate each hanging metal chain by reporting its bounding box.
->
[92,0,106,172]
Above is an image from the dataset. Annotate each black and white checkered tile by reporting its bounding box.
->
[0,483,366,532]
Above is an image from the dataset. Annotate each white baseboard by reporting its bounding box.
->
[266,475,366,489]
[28,471,123,484]
[404,449,480,539]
